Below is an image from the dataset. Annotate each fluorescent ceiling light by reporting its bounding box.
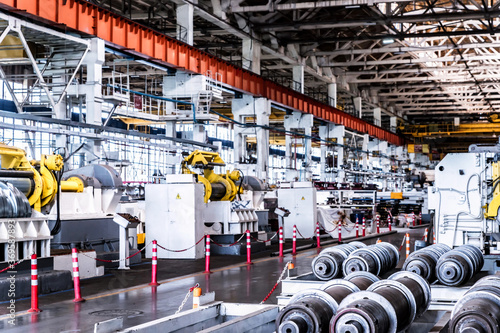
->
[382,38,395,44]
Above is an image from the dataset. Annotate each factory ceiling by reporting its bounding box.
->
[86,0,500,151]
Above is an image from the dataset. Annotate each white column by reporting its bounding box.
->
[242,39,261,75]
[328,82,337,107]
[390,116,397,133]
[293,65,304,93]
[84,38,105,126]
[332,126,345,183]
[255,98,271,181]
[373,107,381,127]
[177,4,194,45]
[302,114,313,181]
[232,95,270,181]
[363,134,371,169]
[353,97,362,118]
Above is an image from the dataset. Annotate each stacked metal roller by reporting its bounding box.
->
[449,275,500,333]
[402,244,451,281]
[276,272,379,333]
[311,241,367,280]
[342,242,399,277]
[331,271,431,333]
[435,244,484,286]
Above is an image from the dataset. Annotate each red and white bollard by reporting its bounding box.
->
[423,228,428,242]
[412,213,416,227]
[204,235,211,273]
[355,220,359,238]
[316,223,321,248]
[28,254,40,313]
[71,248,85,302]
[419,212,422,225]
[279,227,284,257]
[362,217,366,237]
[246,230,252,264]
[406,233,411,259]
[149,240,160,286]
[338,224,342,242]
[433,228,436,244]
[292,225,297,255]
[388,215,392,232]
[376,215,380,234]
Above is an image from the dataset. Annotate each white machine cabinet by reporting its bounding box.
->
[277,183,317,239]
[145,175,205,259]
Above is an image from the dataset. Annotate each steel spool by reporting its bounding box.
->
[312,243,366,280]
[342,243,399,277]
[331,271,431,333]
[403,244,451,281]
[450,275,500,333]
[0,181,31,218]
[436,244,483,286]
[276,273,378,333]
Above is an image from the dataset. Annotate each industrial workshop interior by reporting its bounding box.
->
[2,1,500,333]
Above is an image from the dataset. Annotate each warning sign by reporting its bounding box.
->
[176,193,181,199]
[301,197,305,200]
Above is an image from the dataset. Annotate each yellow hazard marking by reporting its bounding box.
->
[301,196,305,200]
[176,193,181,199]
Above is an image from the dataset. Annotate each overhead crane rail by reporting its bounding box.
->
[0,0,402,146]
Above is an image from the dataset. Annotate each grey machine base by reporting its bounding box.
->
[0,270,72,301]
[211,233,267,256]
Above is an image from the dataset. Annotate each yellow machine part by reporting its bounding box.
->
[0,143,65,211]
[181,150,241,203]
[487,162,500,218]
[61,177,84,193]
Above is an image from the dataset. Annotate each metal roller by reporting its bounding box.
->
[331,271,431,333]
[402,243,451,281]
[436,244,484,286]
[312,242,366,280]
[276,272,379,333]
[342,242,399,277]
[0,181,32,218]
[449,275,500,333]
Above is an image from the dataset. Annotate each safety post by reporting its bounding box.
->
[362,217,366,237]
[279,227,284,257]
[246,230,252,264]
[149,240,160,286]
[292,225,297,256]
[412,213,416,227]
[71,248,85,302]
[388,215,392,232]
[376,215,380,234]
[193,286,202,309]
[419,212,422,225]
[433,228,436,244]
[377,239,382,243]
[423,228,428,242]
[28,254,40,313]
[338,223,342,242]
[204,235,211,273]
[316,223,321,248]
[355,217,359,238]
[406,233,410,259]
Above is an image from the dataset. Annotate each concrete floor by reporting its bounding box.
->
[0,227,429,332]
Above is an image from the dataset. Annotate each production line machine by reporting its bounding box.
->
[146,150,266,259]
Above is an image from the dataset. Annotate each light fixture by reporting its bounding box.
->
[382,38,395,45]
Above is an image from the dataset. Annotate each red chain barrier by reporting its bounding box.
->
[157,236,205,252]
[0,259,24,274]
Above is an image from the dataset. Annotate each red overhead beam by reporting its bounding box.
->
[0,0,403,145]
